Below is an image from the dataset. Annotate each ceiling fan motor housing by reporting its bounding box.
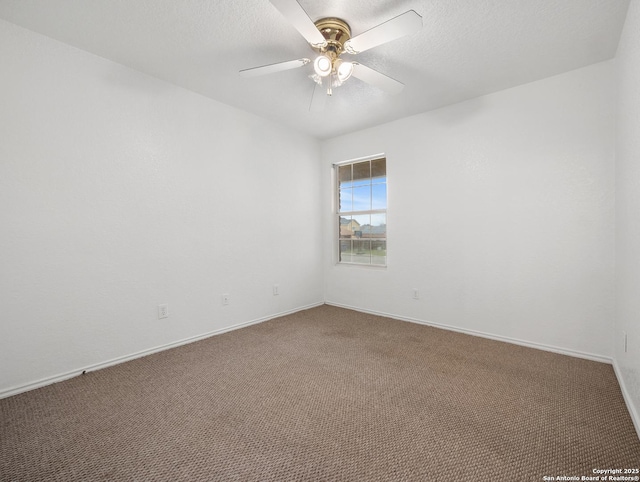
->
[313,17,351,59]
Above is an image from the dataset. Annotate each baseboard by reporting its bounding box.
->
[612,358,640,440]
[0,302,324,400]
[325,302,612,364]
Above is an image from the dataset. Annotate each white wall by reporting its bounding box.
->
[0,19,323,396]
[322,61,615,360]
[615,0,640,432]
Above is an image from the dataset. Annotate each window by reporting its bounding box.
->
[336,156,387,266]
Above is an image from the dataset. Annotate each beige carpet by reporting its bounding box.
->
[1,305,639,481]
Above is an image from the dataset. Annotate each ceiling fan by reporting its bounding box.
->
[239,0,422,110]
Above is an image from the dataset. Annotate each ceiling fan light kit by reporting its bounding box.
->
[310,18,355,92]
[240,0,422,108]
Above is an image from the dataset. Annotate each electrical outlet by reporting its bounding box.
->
[412,289,419,300]
[273,284,279,296]
[222,294,230,306]
[158,304,169,319]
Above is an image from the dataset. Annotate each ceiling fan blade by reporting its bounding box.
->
[352,63,404,95]
[269,0,327,48]
[309,80,326,112]
[344,10,422,54]
[239,58,310,78]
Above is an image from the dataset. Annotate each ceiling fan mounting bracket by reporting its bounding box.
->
[312,17,351,57]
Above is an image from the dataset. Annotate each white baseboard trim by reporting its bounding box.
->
[611,359,640,440]
[0,302,324,400]
[325,302,612,364]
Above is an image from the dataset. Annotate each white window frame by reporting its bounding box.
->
[334,154,387,267]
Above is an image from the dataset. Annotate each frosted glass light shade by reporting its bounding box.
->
[336,59,354,82]
[313,55,332,77]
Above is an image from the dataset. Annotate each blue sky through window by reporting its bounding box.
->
[339,170,386,214]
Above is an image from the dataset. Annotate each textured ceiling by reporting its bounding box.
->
[0,0,631,139]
